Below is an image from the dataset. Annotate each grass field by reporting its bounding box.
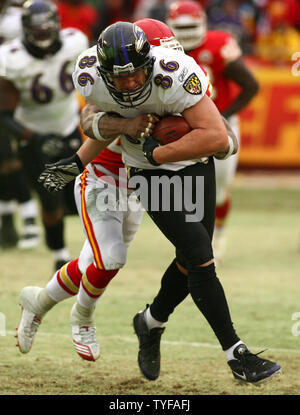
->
[0,176,300,397]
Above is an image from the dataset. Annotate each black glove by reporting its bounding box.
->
[33,133,65,158]
[143,135,161,166]
[38,154,84,192]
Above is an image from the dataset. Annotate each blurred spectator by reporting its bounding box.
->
[133,0,169,21]
[207,0,253,52]
[93,0,135,35]
[55,0,99,43]
[255,0,300,62]
[206,0,300,58]
[256,20,300,63]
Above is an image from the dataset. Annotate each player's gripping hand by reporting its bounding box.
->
[33,133,65,158]
[38,154,84,192]
[143,135,161,166]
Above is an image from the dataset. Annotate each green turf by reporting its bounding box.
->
[0,185,300,395]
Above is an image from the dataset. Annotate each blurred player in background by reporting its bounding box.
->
[0,0,40,249]
[167,0,259,263]
[0,0,88,268]
[15,18,181,363]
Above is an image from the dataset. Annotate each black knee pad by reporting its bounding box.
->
[187,263,217,287]
[177,242,214,272]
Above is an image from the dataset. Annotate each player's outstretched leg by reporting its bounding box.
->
[16,286,56,353]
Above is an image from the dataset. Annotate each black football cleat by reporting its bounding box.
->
[133,308,165,381]
[228,343,281,385]
[0,214,19,249]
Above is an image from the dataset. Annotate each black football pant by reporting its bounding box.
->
[0,130,33,205]
[18,128,82,251]
[18,127,82,215]
[129,158,240,350]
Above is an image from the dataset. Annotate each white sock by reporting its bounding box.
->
[36,288,57,317]
[144,307,166,330]
[52,247,70,262]
[46,271,75,302]
[77,281,102,310]
[225,340,245,361]
[70,302,96,327]
[18,199,38,220]
[0,200,17,215]
[74,302,95,319]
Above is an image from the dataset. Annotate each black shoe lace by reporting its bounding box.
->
[239,349,269,368]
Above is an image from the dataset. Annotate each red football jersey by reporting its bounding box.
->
[187,31,242,113]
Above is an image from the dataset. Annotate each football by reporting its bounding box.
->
[152,115,191,145]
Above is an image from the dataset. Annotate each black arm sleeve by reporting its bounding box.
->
[222,58,260,119]
[0,111,28,139]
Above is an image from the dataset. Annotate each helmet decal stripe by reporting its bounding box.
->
[113,29,119,65]
[120,28,130,65]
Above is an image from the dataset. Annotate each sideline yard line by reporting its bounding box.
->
[111,335,300,354]
[7,331,300,354]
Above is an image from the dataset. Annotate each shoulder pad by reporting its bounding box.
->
[72,45,99,98]
[152,47,209,112]
[60,28,89,56]
[0,40,31,79]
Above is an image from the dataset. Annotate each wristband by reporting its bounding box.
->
[146,147,161,166]
[221,135,235,160]
[74,153,84,173]
[91,111,107,141]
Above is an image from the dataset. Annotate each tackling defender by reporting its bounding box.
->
[19,20,280,385]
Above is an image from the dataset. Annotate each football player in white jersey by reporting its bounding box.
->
[19,21,280,385]
[0,0,89,268]
[0,0,41,250]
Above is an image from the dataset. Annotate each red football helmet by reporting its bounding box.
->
[167,0,207,51]
[135,18,183,51]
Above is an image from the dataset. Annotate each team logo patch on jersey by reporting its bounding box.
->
[183,73,202,95]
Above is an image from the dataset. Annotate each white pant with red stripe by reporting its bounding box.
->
[74,163,144,272]
[214,115,240,206]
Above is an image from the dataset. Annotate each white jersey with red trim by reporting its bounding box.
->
[73,45,210,171]
[91,138,124,186]
[0,28,89,135]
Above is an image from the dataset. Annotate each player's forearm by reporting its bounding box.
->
[214,116,239,159]
[153,127,228,163]
[0,111,35,141]
[221,85,259,118]
[222,59,259,118]
[76,137,113,167]
[81,107,128,140]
